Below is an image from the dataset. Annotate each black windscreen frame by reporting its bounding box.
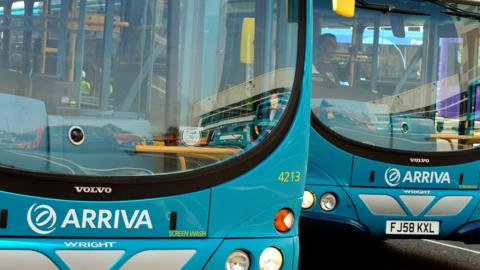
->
[311,114,480,167]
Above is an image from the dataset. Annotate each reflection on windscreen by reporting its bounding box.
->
[312,0,480,152]
[0,0,299,175]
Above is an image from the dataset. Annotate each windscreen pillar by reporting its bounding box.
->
[255,0,275,99]
[73,0,87,103]
[166,0,180,128]
[23,0,33,75]
[1,4,12,69]
[370,18,380,92]
[100,0,115,110]
[56,0,70,79]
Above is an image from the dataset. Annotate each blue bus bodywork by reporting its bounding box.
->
[0,0,312,269]
[303,0,480,244]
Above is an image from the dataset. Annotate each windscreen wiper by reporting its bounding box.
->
[443,10,480,20]
[0,164,16,170]
[356,0,430,15]
[425,0,480,20]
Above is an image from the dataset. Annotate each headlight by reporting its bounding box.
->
[302,190,316,209]
[320,192,337,212]
[226,250,250,270]
[259,247,283,270]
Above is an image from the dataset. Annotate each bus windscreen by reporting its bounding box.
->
[312,0,480,153]
[0,0,299,176]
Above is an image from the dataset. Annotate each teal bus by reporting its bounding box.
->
[0,0,312,269]
[303,0,480,244]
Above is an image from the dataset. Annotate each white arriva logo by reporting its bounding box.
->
[385,168,402,187]
[27,204,57,235]
[27,204,153,235]
[384,168,451,187]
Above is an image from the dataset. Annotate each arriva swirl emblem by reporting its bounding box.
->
[384,168,402,187]
[27,204,57,235]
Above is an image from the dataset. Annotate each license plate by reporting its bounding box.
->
[386,220,440,235]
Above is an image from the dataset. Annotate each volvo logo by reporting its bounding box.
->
[74,186,112,194]
[27,204,57,235]
[385,168,402,187]
[410,158,430,164]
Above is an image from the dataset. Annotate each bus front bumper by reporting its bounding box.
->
[303,185,480,243]
[0,237,299,270]
[300,212,369,240]
[450,221,480,244]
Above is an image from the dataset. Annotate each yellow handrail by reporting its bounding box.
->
[135,145,241,156]
[135,145,242,171]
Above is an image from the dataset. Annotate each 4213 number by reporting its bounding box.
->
[278,171,301,183]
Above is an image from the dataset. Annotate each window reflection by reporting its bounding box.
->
[312,0,480,152]
[0,0,299,175]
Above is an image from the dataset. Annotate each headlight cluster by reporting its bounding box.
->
[225,247,283,270]
[302,190,316,209]
[302,190,338,212]
[320,192,337,212]
[226,250,250,270]
[259,247,283,270]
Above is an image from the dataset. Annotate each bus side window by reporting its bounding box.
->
[11,1,25,16]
